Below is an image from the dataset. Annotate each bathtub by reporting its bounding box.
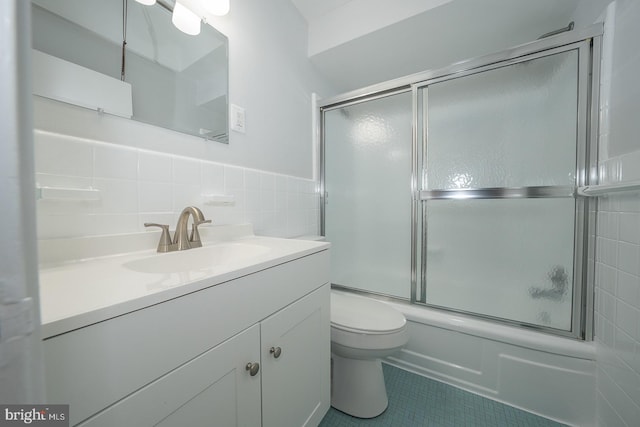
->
[374,297,597,427]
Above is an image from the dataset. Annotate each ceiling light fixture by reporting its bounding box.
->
[172,1,201,35]
[202,0,230,16]
[134,0,230,35]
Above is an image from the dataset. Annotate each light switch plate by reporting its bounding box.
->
[230,104,246,133]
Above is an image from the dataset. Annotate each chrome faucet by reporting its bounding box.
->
[144,206,211,252]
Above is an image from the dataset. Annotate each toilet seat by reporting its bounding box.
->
[331,322,406,335]
[330,291,406,334]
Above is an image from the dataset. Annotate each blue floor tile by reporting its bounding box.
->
[320,364,566,427]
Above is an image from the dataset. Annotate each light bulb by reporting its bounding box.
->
[202,0,230,16]
[134,0,156,5]
[172,1,201,35]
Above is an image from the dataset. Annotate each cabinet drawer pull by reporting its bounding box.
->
[245,362,260,376]
[269,346,282,358]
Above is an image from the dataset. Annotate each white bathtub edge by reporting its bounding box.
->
[385,299,596,361]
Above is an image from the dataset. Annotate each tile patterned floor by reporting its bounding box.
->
[320,364,567,427]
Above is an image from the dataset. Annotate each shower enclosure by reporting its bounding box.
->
[321,27,601,339]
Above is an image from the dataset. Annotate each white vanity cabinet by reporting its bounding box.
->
[261,285,330,427]
[77,324,263,427]
[42,249,330,427]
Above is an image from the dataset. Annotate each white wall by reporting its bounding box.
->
[306,0,453,57]
[0,0,45,403]
[184,0,336,177]
[309,0,582,94]
[33,0,335,240]
[572,1,640,425]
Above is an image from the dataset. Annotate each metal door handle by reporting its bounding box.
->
[270,346,282,358]
[245,362,260,376]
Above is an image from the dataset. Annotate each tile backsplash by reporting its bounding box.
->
[34,130,320,239]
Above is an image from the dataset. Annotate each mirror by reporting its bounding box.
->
[31,0,229,143]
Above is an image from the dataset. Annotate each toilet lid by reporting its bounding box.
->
[331,292,406,333]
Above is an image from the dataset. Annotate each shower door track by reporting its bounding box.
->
[318,24,602,110]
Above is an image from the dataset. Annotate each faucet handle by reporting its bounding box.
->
[144,223,175,253]
[189,219,212,248]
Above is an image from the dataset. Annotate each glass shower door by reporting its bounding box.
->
[417,47,587,332]
[323,91,413,298]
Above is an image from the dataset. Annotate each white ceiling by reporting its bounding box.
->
[291,0,583,95]
[291,0,352,21]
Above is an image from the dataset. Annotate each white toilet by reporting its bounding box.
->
[330,290,409,418]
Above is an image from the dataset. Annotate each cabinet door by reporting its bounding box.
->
[261,284,331,427]
[78,325,261,427]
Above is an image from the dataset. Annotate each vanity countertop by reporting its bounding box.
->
[38,226,329,339]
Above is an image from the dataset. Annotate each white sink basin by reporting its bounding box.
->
[38,224,330,338]
[123,242,271,274]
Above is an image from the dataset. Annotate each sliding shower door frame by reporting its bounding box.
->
[319,24,602,340]
[413,39,598,340]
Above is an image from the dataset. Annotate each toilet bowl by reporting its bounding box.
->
[330,290,408,418]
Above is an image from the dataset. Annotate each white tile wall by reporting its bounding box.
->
[593,1,640,424]
[595,190,640,427]
[34,130,320,239]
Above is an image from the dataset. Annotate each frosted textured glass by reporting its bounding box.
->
[424,198,576,330]
[324,92,412,298]
[426,50,578,190]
